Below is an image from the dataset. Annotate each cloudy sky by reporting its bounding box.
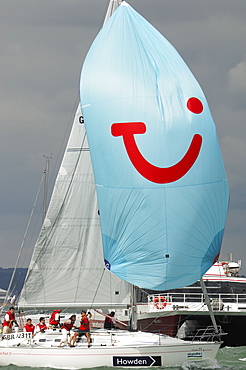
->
[1,1,246,273]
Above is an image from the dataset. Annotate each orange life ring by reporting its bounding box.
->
[153,296,167,309]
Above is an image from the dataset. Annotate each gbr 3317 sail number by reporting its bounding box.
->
[3,332,32,341]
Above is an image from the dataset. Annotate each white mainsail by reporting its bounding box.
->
[18,105,131,309]
[18,0,128,311]
[19,110,130,308]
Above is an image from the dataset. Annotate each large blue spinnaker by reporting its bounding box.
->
[80,2,229,290]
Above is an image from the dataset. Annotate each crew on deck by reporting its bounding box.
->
[49,309,61,328]
[104,311,116,329]
[2,306,18,334]
[36,317,48,333]
[70,310,92,347]
[23,318,36,335]
[58,315,77,347]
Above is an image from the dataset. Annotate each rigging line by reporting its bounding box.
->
[48,97,80,190]
[89,269,107,311]
[16,156,54,277]
[17,196,43,272]
[22,127,87,288]
[1,171,45,314]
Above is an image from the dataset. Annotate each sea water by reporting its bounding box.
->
[1,347,246,370]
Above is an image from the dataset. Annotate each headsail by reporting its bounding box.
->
[80,2,229,291]
[18,106,130,309]
[18,0,129,311]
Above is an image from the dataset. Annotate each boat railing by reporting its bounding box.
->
[148,292,246,311]
[189,325,225,342]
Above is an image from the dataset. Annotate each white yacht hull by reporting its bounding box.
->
[0,331,221,368]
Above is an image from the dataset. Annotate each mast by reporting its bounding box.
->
[129,285,137,331]
[103,0,122,26]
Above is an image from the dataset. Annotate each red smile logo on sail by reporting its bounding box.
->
[111,98,203,184]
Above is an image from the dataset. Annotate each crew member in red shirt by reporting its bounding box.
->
[36,317,48,333]
[70,311,91,347]
[58,315,77,347]
[49,309,61,328]
[2,306,18,334]
[23,318,36,335]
